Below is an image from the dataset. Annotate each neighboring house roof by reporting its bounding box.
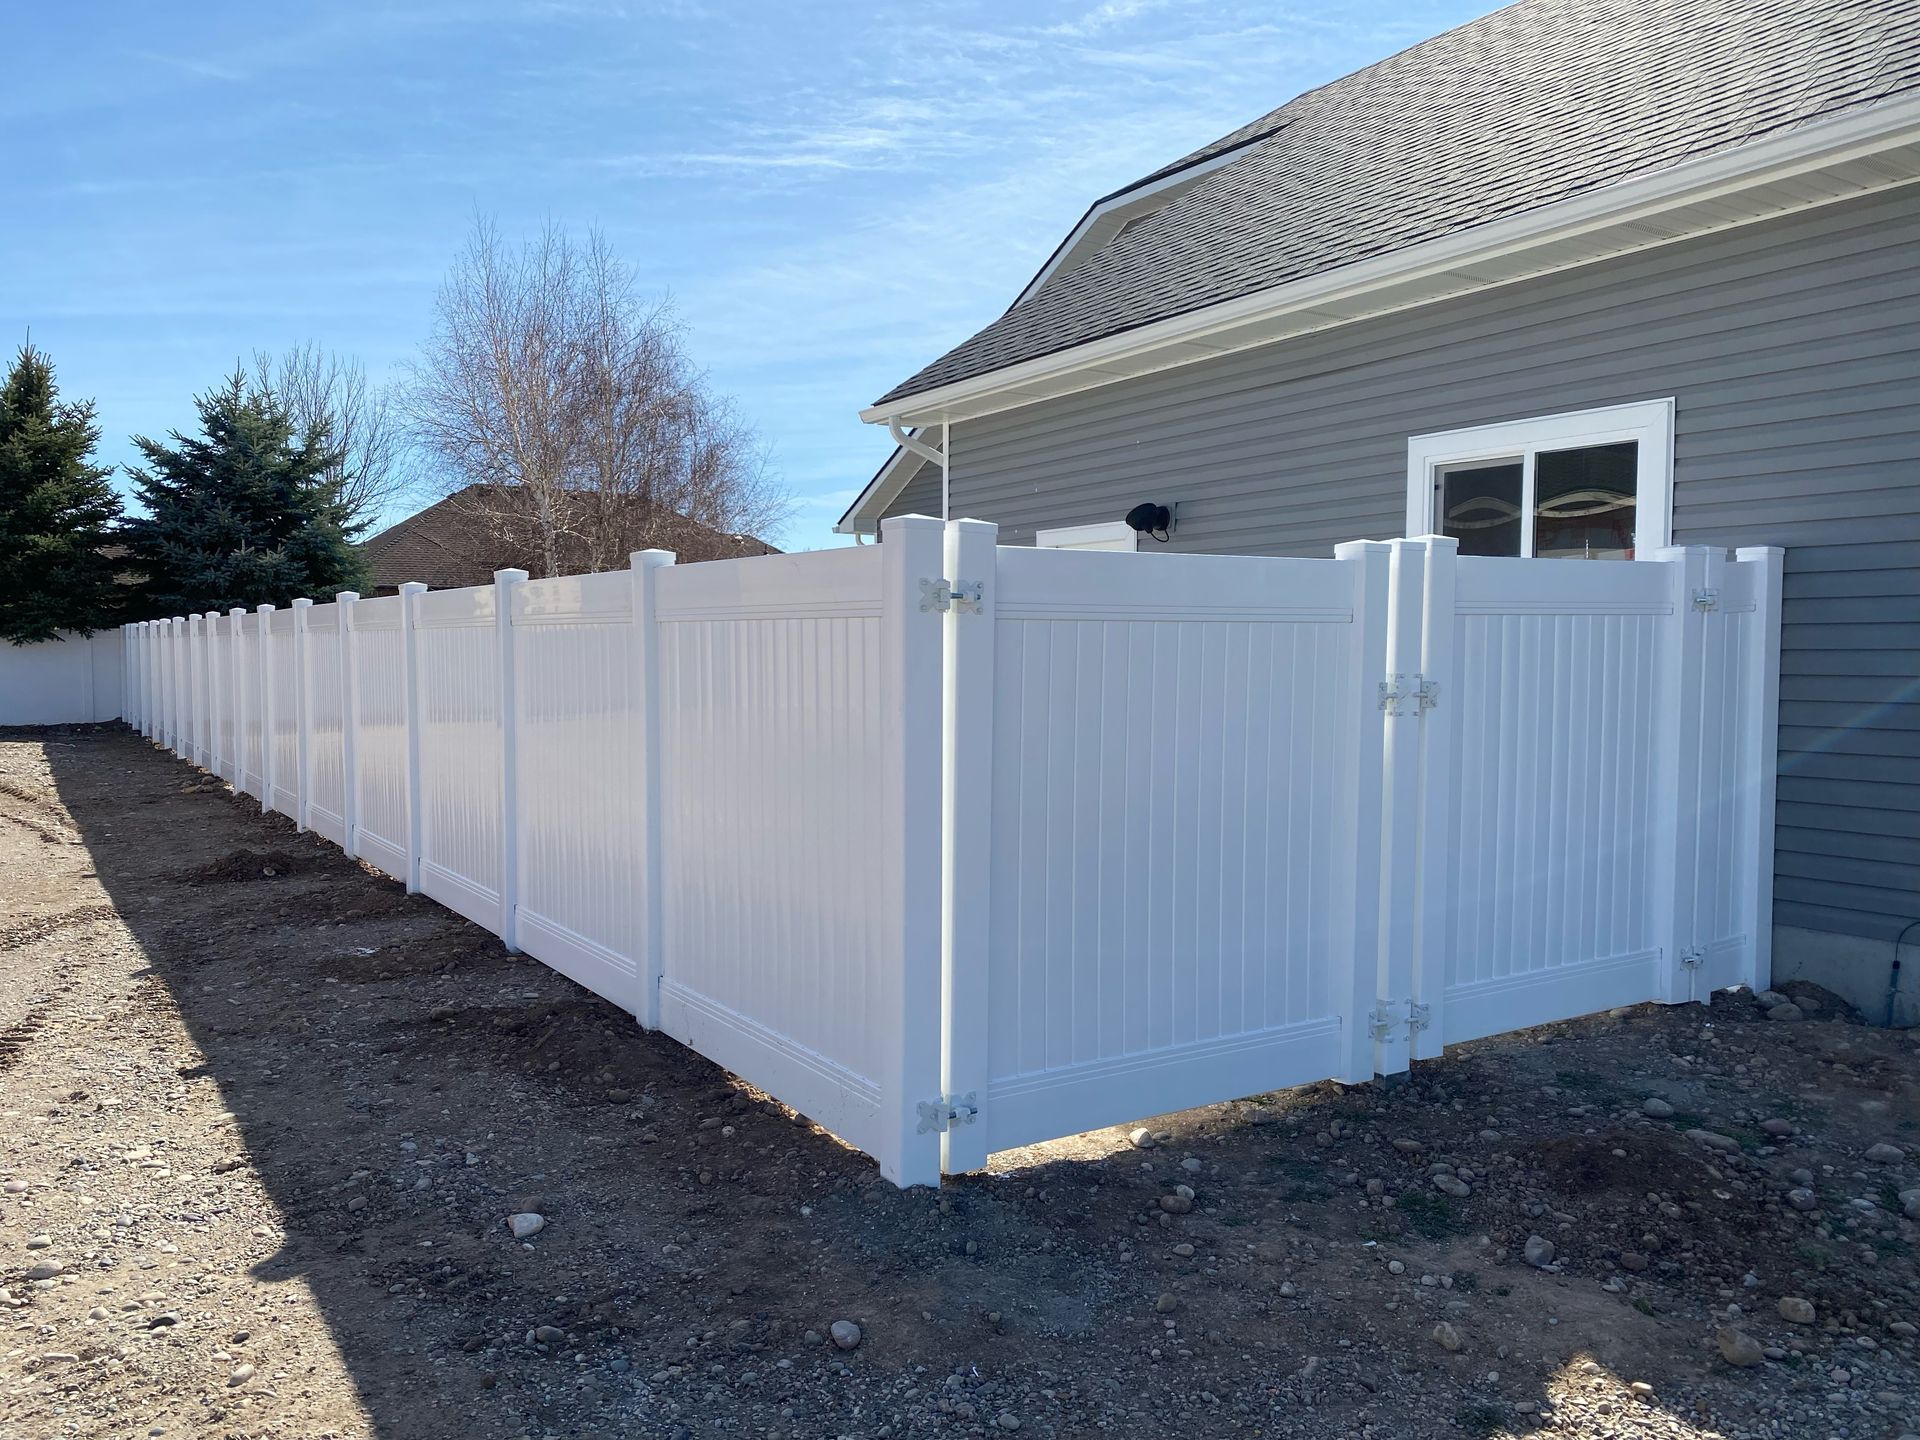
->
[870,0,1920,413]
[360,484,777,592]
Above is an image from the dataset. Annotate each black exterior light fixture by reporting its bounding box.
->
[1124,501,1175,544]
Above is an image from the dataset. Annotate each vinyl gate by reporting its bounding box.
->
[121,519,1781,1186]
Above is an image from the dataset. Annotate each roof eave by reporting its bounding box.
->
[859,93,1920,439]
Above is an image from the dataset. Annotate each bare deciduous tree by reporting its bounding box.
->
[404,218,789,578]
[251,343,408,535]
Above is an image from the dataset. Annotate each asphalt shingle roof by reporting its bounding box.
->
[874,0,1920,407]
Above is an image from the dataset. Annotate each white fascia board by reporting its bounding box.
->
[860,94,1920,429]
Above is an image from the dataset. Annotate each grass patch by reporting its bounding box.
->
[1395,1189,1463,1240]
[1453,1402,1510,1437]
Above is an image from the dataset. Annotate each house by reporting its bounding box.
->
[360,483,778,595]
[841,0,1920,1017]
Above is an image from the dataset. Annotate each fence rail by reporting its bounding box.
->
[121,519,1782,1186]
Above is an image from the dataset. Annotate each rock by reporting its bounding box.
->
[1127,1128,1156,1150]
[1619,1251,1650,1272]
[1431,1321,1465,1353]
[830,1319,862,1350]
[1902,1188,1920,1221]
[1155,1292,1179,1313]
[345,1196,367,1212]
[1754,990,1790,1008]
[506,1213,546,1240]
[25,1260,63,1281]
[1158,1193,1194,1215]
[1760,1118,1794,1137]
[533,1325,566,1345]
[1787,1188,1819,1212]
[996,1414,1022,1432]
[1171,1243,1195,1257]
[1864,1143,1907,1164]
[1523,1235,1556,1269]
[1888,1321,1917,1339]
[1778,1297,1816,1325]
[1392,1138,1424,1154]
[1630,1380,1655,1399]
[1641,1097,1675,1119]
[1717,1328,1765,1367]
[1685,1129,1740,1154]
[1767,1003,1804,1022]
[1432,1174,1471,1198]
[2,1179,26,1195]
[227,1364,255,1387]
[24,1234,51,1250]
[1179,1157,1204,1174]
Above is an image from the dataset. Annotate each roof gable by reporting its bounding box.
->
[874,0,1920,410]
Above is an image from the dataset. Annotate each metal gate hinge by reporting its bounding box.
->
[920,578,983,615]
[1370,999,1430,1040]
[1379,673,1439,717]
[1691,588,1719,612]
[916,1092,979,1134]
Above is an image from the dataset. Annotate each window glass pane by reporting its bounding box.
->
[1534,441,1637,559]
[1437,460,1523,557]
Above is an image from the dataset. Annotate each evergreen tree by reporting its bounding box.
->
[121,370,370,615]
[0,343,124,643]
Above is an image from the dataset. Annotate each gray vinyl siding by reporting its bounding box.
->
[884,184,1920,945]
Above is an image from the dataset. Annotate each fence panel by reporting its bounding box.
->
[511,568,648,1009]
[414,584,505,932]
[350,595,410,881]
[307,601,348,847]
[654,527,945,1185]
[958,542,1386,1157]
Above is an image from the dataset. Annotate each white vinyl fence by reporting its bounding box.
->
[120,519,1782,1186]
[0,629,122,725]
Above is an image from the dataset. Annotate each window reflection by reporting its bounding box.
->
[1438,460,1524,557]
[1534,441,1637,558]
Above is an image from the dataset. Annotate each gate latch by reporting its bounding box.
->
[916,1092,979,1134]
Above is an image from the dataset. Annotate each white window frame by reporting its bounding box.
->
[1035,520,1139,552]
[1405,399,1674,556]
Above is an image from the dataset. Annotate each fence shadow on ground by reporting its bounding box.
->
[33,726,1734,1440]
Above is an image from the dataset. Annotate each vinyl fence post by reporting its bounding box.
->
[494,568,529,952]
[940,517,997,1175]
[229,608,248,791]
[337,592,360,859]
[399,582,427,894]
[256,605,275,814]
[1734,546,1784,994]
[172,618,187,758]
[628,549,675,1028]
[877,514,948,1188]
[1410,535,1458,1061]
[292,597,313,833]
[1376,540,1428,1080]
[1331,540,1392,1084]
[1649,545,1717,1004]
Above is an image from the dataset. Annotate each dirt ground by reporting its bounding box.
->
[3,728,1919,1440]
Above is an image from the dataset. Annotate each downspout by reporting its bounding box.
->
[888,417,951,521]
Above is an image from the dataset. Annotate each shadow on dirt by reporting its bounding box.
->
[29,726,1913,1438]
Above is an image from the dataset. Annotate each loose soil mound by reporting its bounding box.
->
[180,847,305,884]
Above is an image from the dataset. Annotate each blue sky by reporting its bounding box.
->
[2,0,1491,551]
